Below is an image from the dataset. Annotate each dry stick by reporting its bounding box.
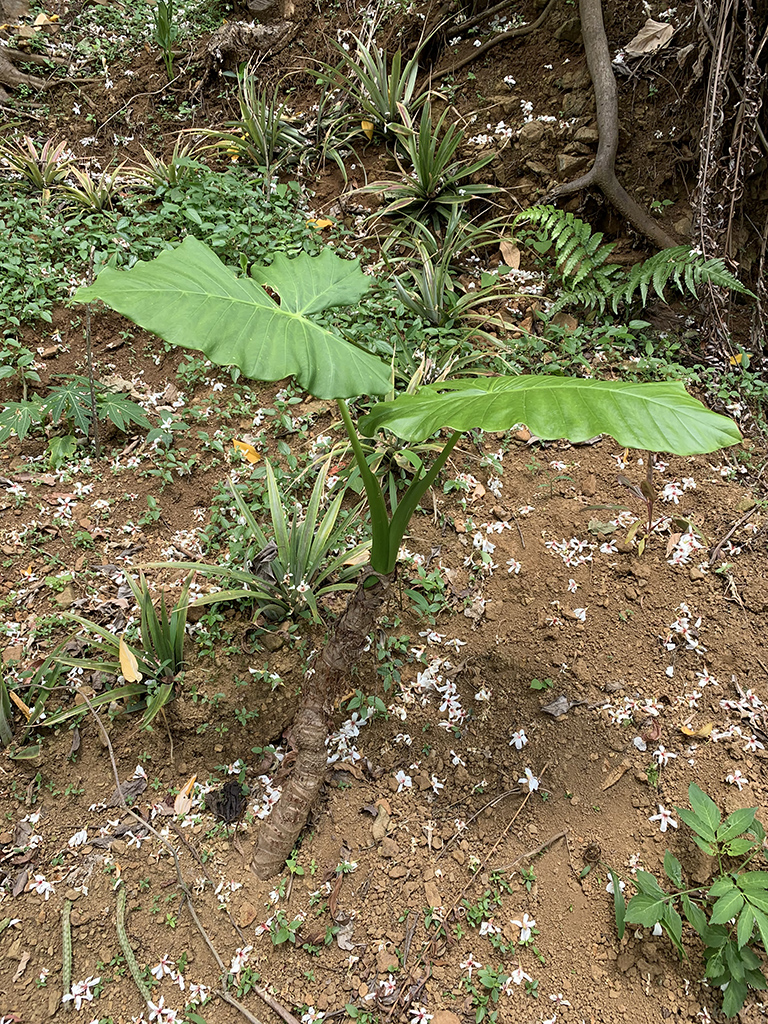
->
[79,693,298,1024]
[436,787,519,861]
[432,0,557,81]
[455,0,523,37]
[707,505,758,564]
[61,897,73,1006]
[546,0,678,250]
[491,830,567,873]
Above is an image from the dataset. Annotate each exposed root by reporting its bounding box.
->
[432,0,557,82]
[546,0,679,250]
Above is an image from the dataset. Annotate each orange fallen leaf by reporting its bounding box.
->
[680,722,714,738]
[9,690,31,720]
[232,439,261,464]
[119,637,142,683]
[174,774,197,816]
[306,218,334,230]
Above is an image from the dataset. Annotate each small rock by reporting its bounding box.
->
[379,837,399,859]
[259,631,284,652]
[53,584,76,609]
[556,153,590,176]
[376,948,398,973]
[574,125,599,144]
[554,17,582,43]
[389,864,408,879]
[431,1013,462,1024]
[424,880,442,908]
[518,120,545,148]
[238,901,259,928]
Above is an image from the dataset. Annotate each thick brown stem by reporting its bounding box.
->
[250,573,390,879]
[547,0,678,250]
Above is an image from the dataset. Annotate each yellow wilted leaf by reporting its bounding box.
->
[361,119,374,140]
[680,721,714,738]
[232,439,261,464]
[306,218,334,230]
[119,637,142,682]
[9,690,31,721]
[343,548,370,567]
[174,774,197,816]
[729,352,743,365]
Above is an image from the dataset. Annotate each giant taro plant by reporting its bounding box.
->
[75,236,741,877]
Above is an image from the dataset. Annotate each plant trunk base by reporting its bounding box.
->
[250,573,389,879]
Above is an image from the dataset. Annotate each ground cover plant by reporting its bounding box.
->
[1,1,767,1023]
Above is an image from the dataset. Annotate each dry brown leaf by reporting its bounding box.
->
[499,239,520,269]
[118,637,142,683]
[601,760,632,791]
[232,439,261,464]
[8,691,31,720]
[12,950,30,983]
[371,804,390,842]
[625,18,675,56]
[666,532,682,557]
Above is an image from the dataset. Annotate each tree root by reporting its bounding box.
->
[546,0,678,250]
[0,52,47,94]
[250,573,391,879]
[432,0,557,81]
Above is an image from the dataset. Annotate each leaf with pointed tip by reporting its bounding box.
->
[358,376,740,455]
[74,236,391,400]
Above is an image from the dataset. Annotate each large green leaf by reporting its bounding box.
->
[74,236,391,401]
[358,377,740,455]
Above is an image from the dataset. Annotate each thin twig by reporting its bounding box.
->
[492,830,567,873]
[84,246,100,458]
[708,505,757,564]
[218,991,267,1024]
[432,0,557,81]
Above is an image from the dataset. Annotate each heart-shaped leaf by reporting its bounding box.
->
[75,236,391,401]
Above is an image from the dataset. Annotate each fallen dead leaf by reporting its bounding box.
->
[680,722,714,738]
[12,950,30,983]
[601,760,632,791]
[174,774,197,816]
[232,438,261,464]
[335,919,355,950]
[625,18,675,56]
[499,238,520,269]
[371,804,390,842]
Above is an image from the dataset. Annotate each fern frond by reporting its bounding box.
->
[514,206,755,317]
[621,247,754,308]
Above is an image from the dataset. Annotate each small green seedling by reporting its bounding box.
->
[613,784,768,1018]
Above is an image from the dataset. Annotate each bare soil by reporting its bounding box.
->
[1,2,767,1024]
